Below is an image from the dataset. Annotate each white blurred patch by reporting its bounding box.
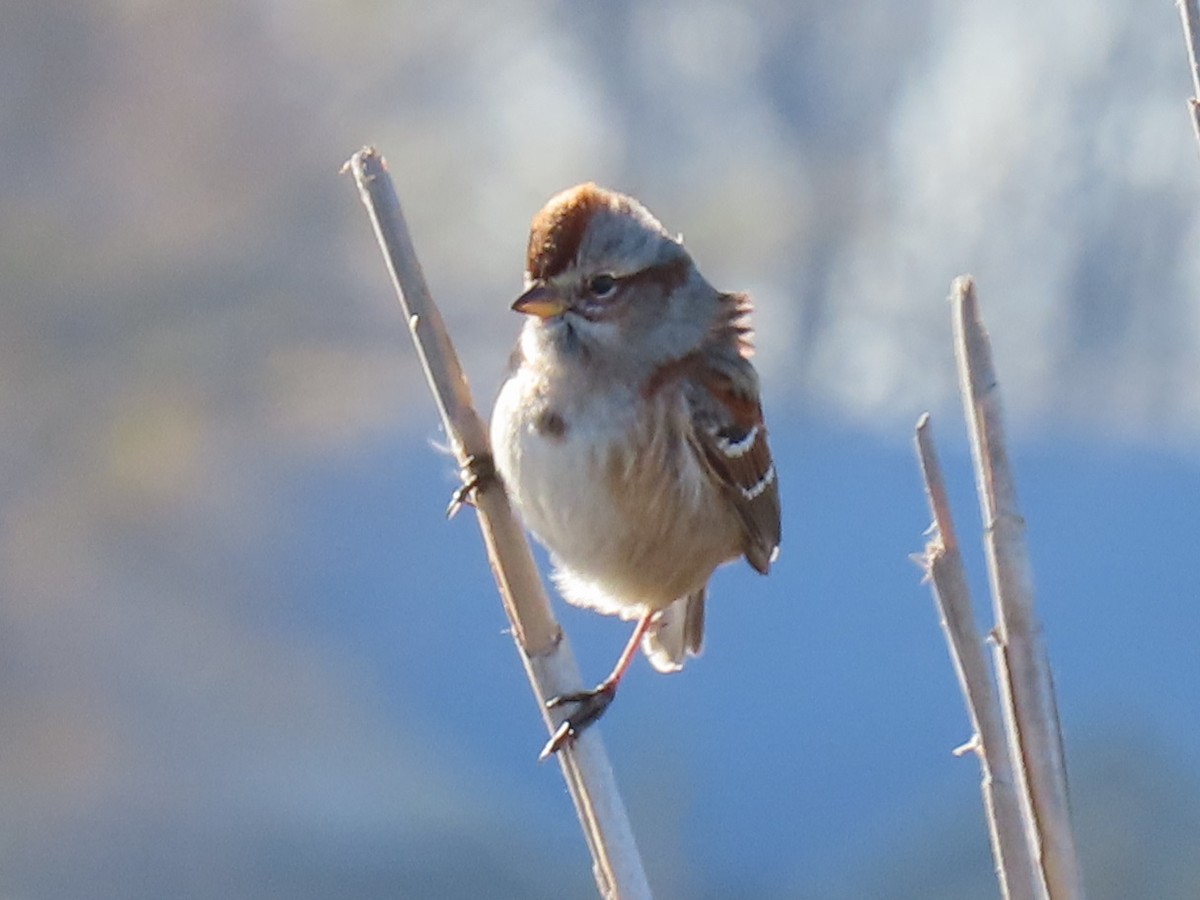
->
[818,0,1200,441]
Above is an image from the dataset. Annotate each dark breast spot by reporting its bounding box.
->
[534,409,568,440]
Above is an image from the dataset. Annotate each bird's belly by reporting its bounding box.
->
[494,384,740,614]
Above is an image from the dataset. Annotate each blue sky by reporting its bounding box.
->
[280,406,1200,895]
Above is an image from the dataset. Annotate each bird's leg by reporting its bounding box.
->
[539,611,658,760]
[445,452,497,518]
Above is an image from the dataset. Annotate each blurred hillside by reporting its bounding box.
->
[2,1,1199,897]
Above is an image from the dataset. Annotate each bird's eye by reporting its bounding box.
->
[586,273,618,299]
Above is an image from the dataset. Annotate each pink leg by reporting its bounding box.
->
[598,610,657,691]
[538,611,657,760]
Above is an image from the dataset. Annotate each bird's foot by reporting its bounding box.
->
[445,453,497,518]
[538,682,618,761]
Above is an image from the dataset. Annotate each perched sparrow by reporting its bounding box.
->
[490,184,781,758]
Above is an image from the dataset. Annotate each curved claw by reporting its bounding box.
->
[539,720,576,762]
[446,453,498,518]
[538,682,617,760]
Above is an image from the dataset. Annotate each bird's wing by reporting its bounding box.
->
[685,353,781,574]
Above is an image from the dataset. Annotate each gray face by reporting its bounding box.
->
[520,185,721,374]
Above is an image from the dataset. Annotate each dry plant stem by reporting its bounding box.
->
[952,277,1085,900]
[345,147,652,900]
[915,414,1041,900]
[1178,0,1200,152]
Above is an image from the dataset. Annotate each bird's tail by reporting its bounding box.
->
[641,589,706,673]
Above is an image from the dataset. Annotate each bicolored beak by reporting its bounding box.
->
[511,283,568,319]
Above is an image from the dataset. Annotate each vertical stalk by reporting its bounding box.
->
[915,414,1041,900]
[952,277,1084,899]
[344,147,652,899]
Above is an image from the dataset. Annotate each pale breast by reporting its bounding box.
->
[491,369,741,615]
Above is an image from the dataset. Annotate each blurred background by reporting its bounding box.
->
[3,1,1199,897]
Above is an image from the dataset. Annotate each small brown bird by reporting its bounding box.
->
[490,184,781,757]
